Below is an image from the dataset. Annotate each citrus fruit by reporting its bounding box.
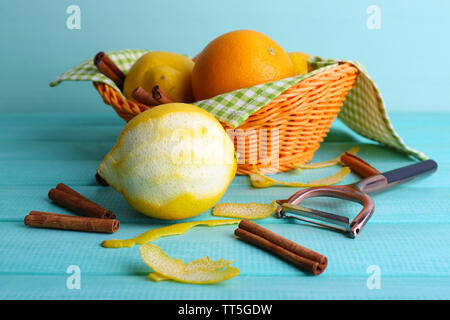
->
[288,51,311,76]
[192,30,294,101]
[97,103,236,220]
[123,51,195,103]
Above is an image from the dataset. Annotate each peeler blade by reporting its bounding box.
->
[279,203,351,235]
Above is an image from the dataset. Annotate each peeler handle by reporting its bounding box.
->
[382,160,437,184]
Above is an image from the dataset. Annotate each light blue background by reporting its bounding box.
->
[1,1,450,300]
[0,0,449,113]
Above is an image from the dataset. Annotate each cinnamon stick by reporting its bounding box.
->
[132,87,159,106]
[340,152,380,178]
[93,52,125,91]
[49,187,115,219]
[152,85,176,104]
[235,219,327,275]
[24,211,119,233]
[55,183,114,218]
[95,172,109,187]
[56,183,91,202]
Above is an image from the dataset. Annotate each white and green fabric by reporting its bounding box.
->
[50,50,426,160]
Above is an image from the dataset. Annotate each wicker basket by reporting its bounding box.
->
[94,63,359,175]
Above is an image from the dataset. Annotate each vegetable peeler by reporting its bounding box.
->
[276,160,438,238]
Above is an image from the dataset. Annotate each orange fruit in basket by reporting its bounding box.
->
[192,53,200,63]
[192,30,294,101]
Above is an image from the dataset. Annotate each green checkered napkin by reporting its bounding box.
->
[50,50,426,160]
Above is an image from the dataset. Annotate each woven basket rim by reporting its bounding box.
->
[93,62,358,121]
[93,63,360,175]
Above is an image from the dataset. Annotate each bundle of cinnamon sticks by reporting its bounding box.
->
[24,183,119,233]
[131,85,175,106]
[93,52,175,106]
[235,220,328,275]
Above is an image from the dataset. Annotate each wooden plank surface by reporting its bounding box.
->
[0,111,448,300]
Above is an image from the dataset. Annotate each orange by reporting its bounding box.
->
[192,30,294,101]
[192,53,200,63]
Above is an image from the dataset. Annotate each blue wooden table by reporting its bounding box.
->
[0,111,448,299]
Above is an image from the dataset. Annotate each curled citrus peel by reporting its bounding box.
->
[102,219,240,248]
[295,147,360,170]
[149,256,234,282]
[308,166,351,185]
[250,165,351,188]
[140,244,240,284]
[249,147,359,189]
[212,201,278,219]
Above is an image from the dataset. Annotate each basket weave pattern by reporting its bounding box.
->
[94,63,359,175]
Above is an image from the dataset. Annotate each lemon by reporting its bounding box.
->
[97,103,236,220]
[288,52,311,76]
[123,51,195,103]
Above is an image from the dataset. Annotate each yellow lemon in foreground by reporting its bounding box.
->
[288,52,311,76]
[97,103,236,220]
[123,51,195,103]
